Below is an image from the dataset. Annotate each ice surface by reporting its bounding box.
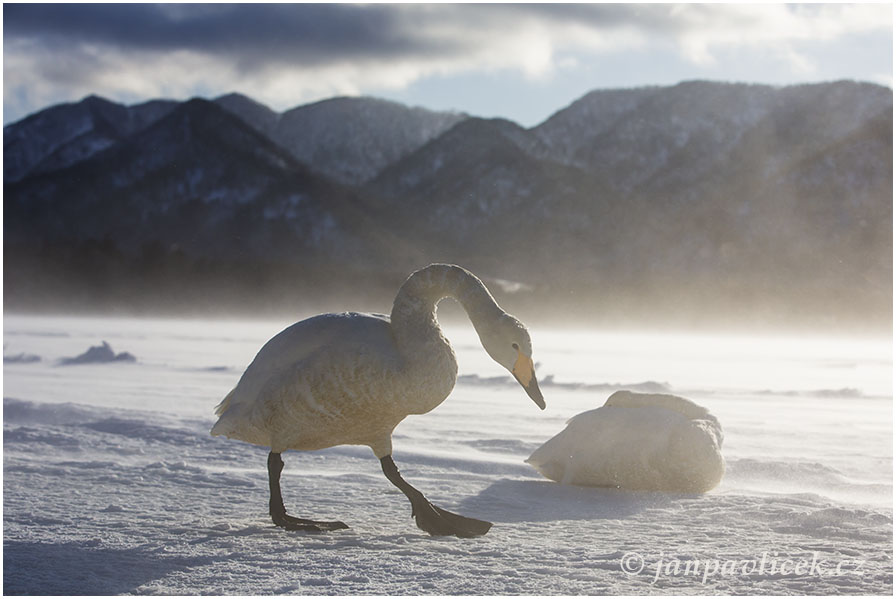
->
[527,391,725,492]
[3,314,892,594]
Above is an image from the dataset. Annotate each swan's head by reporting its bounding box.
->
[478,314,545,410]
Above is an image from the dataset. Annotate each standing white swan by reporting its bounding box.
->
[211,264,545,537]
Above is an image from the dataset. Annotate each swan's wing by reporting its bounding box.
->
[218,312,395,414]
[212,312,402,453]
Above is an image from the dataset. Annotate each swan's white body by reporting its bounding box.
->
[211,264,541,459]
[527,391,725,493]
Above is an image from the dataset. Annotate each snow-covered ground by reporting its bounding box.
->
[3,314,892,594]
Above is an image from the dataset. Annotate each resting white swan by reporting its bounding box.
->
[211,264,544,537]
[527,391,724,493]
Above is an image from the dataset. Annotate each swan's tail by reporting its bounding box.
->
[214,389,235,417]
[210,390,236,438]
[210,388,269,446]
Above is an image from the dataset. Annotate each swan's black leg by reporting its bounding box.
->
[380,455,491,538]
[267,452,349,532]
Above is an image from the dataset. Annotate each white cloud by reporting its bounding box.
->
[3,3,891,122]
[871,71,894,88]
[669,4,890,69]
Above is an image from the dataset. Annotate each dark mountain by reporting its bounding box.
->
[4,99,423,313]
[363,81,892,326]
[585,82,778,194]
[4,95,178,182]
[532,86,661,164]
[3,81,891,327]
[367,117,611,279]
[272,97,467,185]
[213,92,281,135]
[214,95,467,185]
[743,107,894,314]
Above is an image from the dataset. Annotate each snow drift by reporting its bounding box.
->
[58,341,136,365]
[3,352,40,364]
[527,391,725,493]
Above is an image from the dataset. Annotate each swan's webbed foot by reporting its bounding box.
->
[271,507,349,532]
[409,498,492,538]
[268,451,349,533]
[381,455,492,538]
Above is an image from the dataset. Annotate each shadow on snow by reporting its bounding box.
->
[460,478,684,524]
[3,540,215,595]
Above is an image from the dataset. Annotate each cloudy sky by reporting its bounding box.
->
[3,3,893,126]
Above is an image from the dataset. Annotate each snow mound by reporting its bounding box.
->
[526,390,725,493]
[4,397,101,425]
[58,341,136,365]
[3,352,41,364]
[457,373,670,394]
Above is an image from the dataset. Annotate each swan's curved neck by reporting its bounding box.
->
[390,264,503,351]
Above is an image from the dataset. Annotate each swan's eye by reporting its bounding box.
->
[511,343,519,351]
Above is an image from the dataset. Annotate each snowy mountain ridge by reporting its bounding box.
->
[4,80,892,327]
[4,95,179,182]
[4,93,466,187]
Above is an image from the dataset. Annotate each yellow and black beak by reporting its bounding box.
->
[512,352,545,410]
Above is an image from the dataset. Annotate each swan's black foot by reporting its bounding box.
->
[380,455,492,538]
[410,499,492,538]
[267,451,348,533]
[272,509,349,532]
